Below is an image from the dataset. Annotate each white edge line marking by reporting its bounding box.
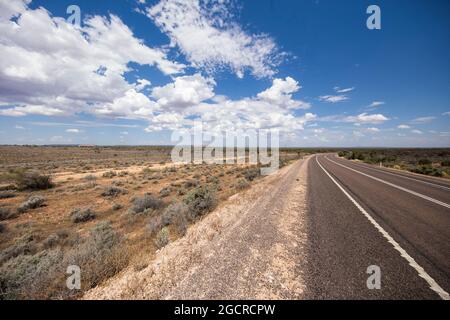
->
[315,156,449,300]
[333,155,450,192]
[325,156,450,209]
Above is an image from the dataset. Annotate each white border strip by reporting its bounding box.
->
[325,156,450,209]
[316,156,449,300]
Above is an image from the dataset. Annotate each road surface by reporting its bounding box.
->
[305,154,450,299]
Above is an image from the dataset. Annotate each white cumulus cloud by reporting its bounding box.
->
[0,0,183,117]
[147,0,284,78]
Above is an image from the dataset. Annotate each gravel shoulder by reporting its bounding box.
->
[84,157,310,300]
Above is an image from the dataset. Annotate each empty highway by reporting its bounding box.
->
[305,154,450,299]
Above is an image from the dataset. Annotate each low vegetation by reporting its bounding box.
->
[17,196,45,213]
[70,208,96,223]
[0,145,306,299]
[338,149,450,178]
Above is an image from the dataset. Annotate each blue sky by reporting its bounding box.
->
[0,0,449,147]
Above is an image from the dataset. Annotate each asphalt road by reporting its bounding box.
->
[304,154,450,299]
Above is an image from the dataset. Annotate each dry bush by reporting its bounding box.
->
[130,194,164,214]
[147,215,163,236]
[71,182,97,192]
[243,168,260,181]
[0,248,64,300]
[14,171,53,191]
[84,174,97,181]
[184,179,199,189]
[159,186,172,198]
[70,208,96,223]
[0,232,39,264]
[101,186,127,198]
[0,207,17,221]
[102,171,117,178]
[155,227,169,249]
[112,203,123,211]
[234,178,250,190]
[17,196,46,213]
[0,192,16,199]
[183,185,217,220]
[0,221,129,299]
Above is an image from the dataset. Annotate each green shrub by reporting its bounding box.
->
[418,159,431,165]
[183,185,217,220]
[441,160,450,166]
[155,227,169,249]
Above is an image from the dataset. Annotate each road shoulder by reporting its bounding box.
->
[84,157,310,300]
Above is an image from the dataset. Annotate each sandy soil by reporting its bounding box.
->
[84,156,310,300]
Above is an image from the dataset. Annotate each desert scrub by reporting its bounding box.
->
[155,227,169,249]
[72,182,97,191]
[162,202,189,235]
[118,171,129,177]
[101,185,127,198]
[17,195,46,213]
[184,178,199,189]
[130,194,164,214]
[0,222,128,299]
[159,186,172,197]
[0,207,17,221]
[102,171,117,178]
[206,175,219,184]
[112,203,123,211]
[14,170,53,190]
[0,248,64,299]
[234,178,250,190]
[183,185,217,220]
[243,168,260,181]
[84,174,97,181]
[0,232,39,264]
[147,215,163,235]
[70,208,96,223]
[0,191,16,199]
